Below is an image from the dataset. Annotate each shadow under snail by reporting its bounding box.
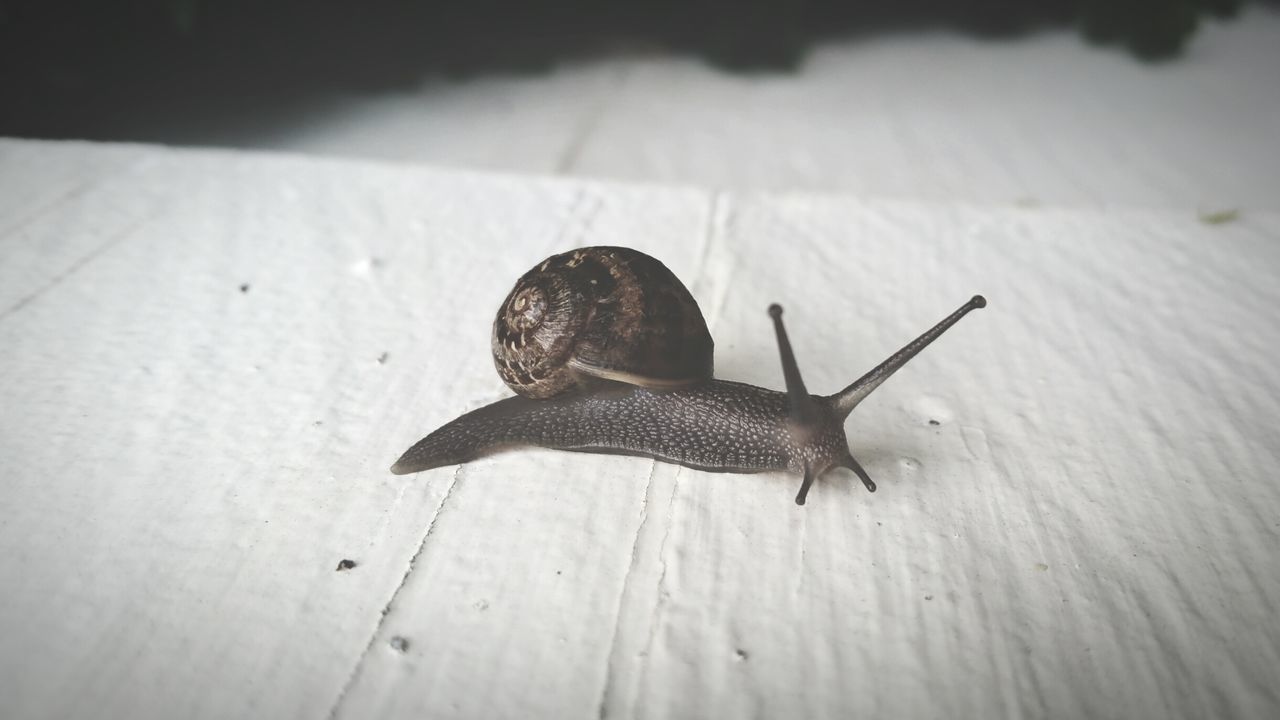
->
[391,246,985,505]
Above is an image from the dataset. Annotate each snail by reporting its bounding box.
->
[391,246,985,505]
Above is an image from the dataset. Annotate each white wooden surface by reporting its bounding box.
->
[1,138,1278,720]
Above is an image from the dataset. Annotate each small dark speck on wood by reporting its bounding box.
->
[928,419,940,426]
[389,636,410,652]
[377,352,389,364]
[336,559,357,571]
[239,283,250,293]
[734,649,749,661]
[1199,208,1240,225]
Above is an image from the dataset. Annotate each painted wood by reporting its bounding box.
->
[1,139,1277,720]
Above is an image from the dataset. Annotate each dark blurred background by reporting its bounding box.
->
[0,0,1254,141]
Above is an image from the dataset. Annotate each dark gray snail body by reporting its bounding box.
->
[392,246,985,505]
[392,381,846,477]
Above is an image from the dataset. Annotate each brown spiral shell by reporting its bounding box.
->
[492,246,714,399]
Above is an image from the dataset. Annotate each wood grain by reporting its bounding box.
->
[0,139,1277,720]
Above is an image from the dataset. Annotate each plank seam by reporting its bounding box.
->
[555,62,630,175]
[325,467,464,720]
[1,214,151,321]
[634,470,680,718]
[594,460,660,720]
[0,156,145,240]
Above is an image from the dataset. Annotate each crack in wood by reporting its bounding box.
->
[325,467,464,720]
[0,157,143,240]
[1,215,152,321]
[555,63,630,175]
[595,459,660,720]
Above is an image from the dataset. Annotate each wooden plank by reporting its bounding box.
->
[1,140,1278,720]
[0,140,711,719]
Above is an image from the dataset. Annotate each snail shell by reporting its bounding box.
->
[492,246,714,399]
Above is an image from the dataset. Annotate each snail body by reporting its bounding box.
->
[393,247,985,505]
[390,380,848,478]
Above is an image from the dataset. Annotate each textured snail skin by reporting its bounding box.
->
[390,381,850,478]
[392,295,986,505]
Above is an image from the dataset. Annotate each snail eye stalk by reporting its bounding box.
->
[769,297,986,504]
[767,304,820,432]
[831,295,986,419]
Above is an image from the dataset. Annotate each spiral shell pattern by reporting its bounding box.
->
[492,246,714,399]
